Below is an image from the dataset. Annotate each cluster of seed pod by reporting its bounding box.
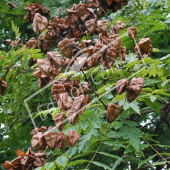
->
[24,3,50,23]
[106,77,144,123]
[88,0,129,14]
[30,126,80,151]
[3,148,47,170]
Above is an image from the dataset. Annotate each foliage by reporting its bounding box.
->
[0,0,170,170]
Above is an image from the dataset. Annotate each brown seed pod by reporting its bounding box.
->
[54,112,66,131]
[116,20,126,32]
[107,103,120,123]
[68,130,80,146]
[16,149,26,157]
[57,93,73,111]
[116,79,129,95]
[67,95,85,125]
[56,132,67,150]
[126,77,144,102]
[44,131,58,151]
[11,156,22,168]
[3,161,14,170]
[97,20,108,34]
[31,132,46,150]
[26,37,37,49]
[51,83,66,100]
[135,38,153,58]
[33,13,48,34]
[127,26,137,40]
[109,34,122,48]
[117,46,126,60]
[37,59,52,76]
[0,80,8,95]
[58,38,73,58]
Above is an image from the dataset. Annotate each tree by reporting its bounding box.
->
[0,0,170,169]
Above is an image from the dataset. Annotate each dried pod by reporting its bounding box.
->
[97,20,108,34]
[54,112,66,131]
[51,83,65,100]
[68,130,80,146]
[16,149,26,157]
[117,46,126,60]
[58,38,73,58]
[107,103,120,123]
[85,19,96,35]
[116,20,126,32]
[127,26,137,40]
[37,59,52,76]
[99,33,110,45]
[67,95,85,124]
[57,93,73,111]
[30,128,42,135]
[88,0,99,7]
[47,52,62,67]
[24,3,50,23]
[56,132,67,150]
[135,38,153,58]
[33,13,48,34]
[7,2,16,10]
[71,56,88,71]
[116,79,129,95]
[79,40,92,49]
[33,157,47,167]
[0,79,8,95]
[109,34,122,48]
[44,131,58,151]
[3,161,13,170]
[126,77,144,102]
[20,156,29,167]
[11,156,22,168]
[31,132,46,150]
[104,47,116,69]
[35,151,46,158]
[26,37,37,49]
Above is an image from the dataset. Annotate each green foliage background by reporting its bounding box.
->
[0,0,170,169]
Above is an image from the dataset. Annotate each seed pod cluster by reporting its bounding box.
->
[30,126,80,151]
[88,0,129,14]
[116,78,144,103]
[24,3,50,23]
[3,148,47,170]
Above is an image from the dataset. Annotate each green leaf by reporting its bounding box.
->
[30,53,43,59]
[56,155,68,167]
[103,141,114,146]
[92,161,112,170]
[129,101,140,114]
[152,161,166,166]
[35,166,45,170]
[106,131,118,138]
[80,121,89,131]
[144,98,160,112]
[150,95,156,103]
[66,160,89,167]
[153,48,160,52]
[115,122,124,129]
[45,162,55,170]
[73,150,95,159]
[99,152,121,159]
[138,154,157,168]
[66,147,78,158]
